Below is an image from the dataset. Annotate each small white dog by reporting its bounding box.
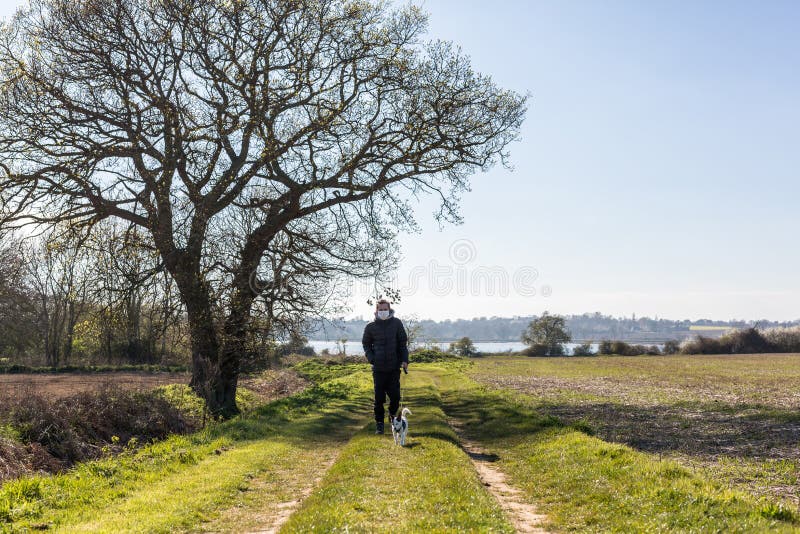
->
[390,407,412,446]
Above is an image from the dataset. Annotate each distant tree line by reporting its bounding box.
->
[307,313,799,343]
[517,314,800,357]
[381,313,800,358]
[0,224,187,367]
[1,225,320,370]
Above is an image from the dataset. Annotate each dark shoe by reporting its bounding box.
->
[375,422,384,434]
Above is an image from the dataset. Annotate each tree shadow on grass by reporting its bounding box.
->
[202,383,369,448]
[412,431,460,445]
[440,387,561,445]
[443,377,800,463]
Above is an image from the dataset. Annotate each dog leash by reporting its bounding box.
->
[399,365,408,412]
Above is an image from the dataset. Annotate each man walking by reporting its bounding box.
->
[362,299,409,434]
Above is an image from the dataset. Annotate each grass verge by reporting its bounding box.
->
[0,372,369,533]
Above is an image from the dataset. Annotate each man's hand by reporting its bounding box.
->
[401,361,408,373]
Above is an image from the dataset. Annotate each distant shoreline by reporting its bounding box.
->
[307,340,667,357]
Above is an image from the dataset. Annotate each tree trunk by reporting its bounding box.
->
[173,267,240,419]
[164,229,267,420]
[217,287,254,418]
[63,300,75,366]
[186,309,238,418]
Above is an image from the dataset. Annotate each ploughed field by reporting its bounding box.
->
[0,369,308,403]
[472,353,800,507]
[0,372,190,400]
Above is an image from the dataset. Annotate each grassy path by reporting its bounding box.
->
[200,446,341,534]
[4,359,799,532]
[1,365,515,533]
[281,369,514,532]
[448,418,550,533]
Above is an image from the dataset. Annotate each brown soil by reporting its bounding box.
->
[0,372,189,400]
[477,375,800,461]
[0,369,309,404]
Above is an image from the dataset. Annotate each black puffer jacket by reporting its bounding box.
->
[362,310,409,371]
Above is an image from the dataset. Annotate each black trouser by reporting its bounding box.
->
[372,369,401,423]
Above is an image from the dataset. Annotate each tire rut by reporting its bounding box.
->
[244,453,338,534]
[448,419,551,534]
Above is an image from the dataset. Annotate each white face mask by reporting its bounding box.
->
[377,309,391,320]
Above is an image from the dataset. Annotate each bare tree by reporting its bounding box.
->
[0,0,526,417]
[84,221,186,364]
[0,231,37,360]
[402,313,424,351]
[23,228,93,367]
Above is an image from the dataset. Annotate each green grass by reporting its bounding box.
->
[0,425,20,442]
[282,369,513,533]
[432,363,799,532]
[469,353,800,510]
[293,358,372,384]
[0,374,370,533]
[4,357,797,532]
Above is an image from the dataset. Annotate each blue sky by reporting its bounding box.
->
[384,0,800,321]
[2,1,798,321]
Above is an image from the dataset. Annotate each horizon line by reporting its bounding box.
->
[320,313,800,324]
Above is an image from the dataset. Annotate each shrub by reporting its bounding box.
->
[1,388,196,467]
[154,384,207,420]
[764,327,800,353]
[409,349,463,363]
[681,328,776,355]
[662,340,681,354]
[571,343,595,356]
[524,344,548,356]
[597,340,660,356]
[523,343,565,357]
[680,335,723,354]
[449,337,478,357]
[727,328,773,353]
[3,395,87,462]
[610,341,631,355]
[0,437,60,483]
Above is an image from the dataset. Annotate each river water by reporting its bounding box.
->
[307,340,646,356]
